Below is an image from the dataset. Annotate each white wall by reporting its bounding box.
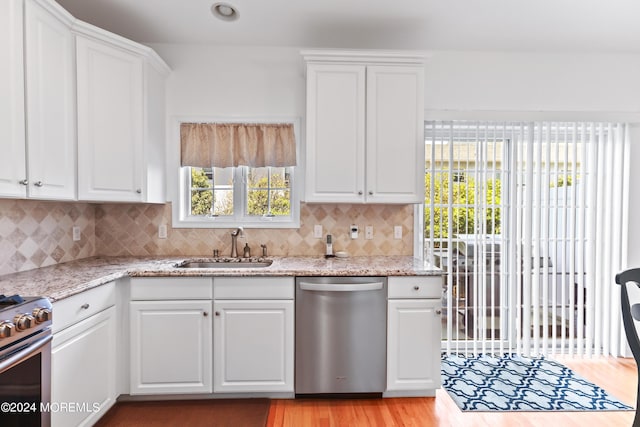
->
[151,44,640,265]
[424,51,640,115]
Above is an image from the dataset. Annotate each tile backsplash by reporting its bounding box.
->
[0,200,96,276]
[95,202,414,257]
[0,200,414,275]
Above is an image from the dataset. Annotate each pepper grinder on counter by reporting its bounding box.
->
[243,243,251,258]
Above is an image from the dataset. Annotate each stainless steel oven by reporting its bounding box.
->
[0,295,53,427]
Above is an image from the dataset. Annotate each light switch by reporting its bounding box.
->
[394,225,403,239]
[158,224,168,239]
[314,224,323,238]
[72,226,81,242]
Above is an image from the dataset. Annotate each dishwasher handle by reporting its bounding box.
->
[298,281,383,292]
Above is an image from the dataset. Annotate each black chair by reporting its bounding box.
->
[615,268,640,427]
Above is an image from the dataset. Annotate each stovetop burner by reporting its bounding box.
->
[0,294,25,306]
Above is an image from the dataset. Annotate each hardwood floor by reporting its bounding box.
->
[267,356,637,427]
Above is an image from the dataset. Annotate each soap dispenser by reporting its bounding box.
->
[243,243,251,258]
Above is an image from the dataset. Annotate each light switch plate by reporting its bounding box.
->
[158,224,168,239]
[72,226,80,242]
[314,224,323,238]
[365,225,374,240]
[394,225,403,239]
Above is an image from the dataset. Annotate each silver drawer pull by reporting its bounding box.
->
[80,303,90,310]
[413,286,420,290]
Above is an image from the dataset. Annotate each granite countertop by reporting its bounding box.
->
[0,255,442,302]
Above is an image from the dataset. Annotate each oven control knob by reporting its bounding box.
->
[13,314,35,331]
[0,321,15,338]
[32,307,52,323]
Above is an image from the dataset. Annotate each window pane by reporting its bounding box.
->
[247,167,291,217]
[189,167,234,216]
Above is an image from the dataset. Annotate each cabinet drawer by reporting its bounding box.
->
[130,277,213,300]
[214,277,294,300]
[53,282,116,333]
[388,276,442,299]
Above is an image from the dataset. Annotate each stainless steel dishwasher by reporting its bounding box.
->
[295,276,387,396]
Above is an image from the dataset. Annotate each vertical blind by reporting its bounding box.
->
[425,121,629,357]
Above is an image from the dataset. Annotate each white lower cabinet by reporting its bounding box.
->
[213,277,294,393]
[52,306,116,427]
[213,300,294,393]
[386,276,442,395]
[128,277,213,395]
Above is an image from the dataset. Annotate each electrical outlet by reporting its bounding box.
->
[158,224,168,239]
[314,224,323,238]
[394,225,403,239]
[350,225,358,239]
[365,225,374,240]
[72,226,81,242]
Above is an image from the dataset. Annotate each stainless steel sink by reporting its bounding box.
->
[177,258,273,269]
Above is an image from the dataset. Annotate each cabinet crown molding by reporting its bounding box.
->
[301,49,428,65]
[71,19,171,76]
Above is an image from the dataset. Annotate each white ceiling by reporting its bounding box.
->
[56,0,640,52]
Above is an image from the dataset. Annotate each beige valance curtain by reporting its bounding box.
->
[180,122,297,168]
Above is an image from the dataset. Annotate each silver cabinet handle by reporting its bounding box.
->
[299,282,383,292]
[368,191,373,195]
[80,303,90,310]
[358,191,363,195]
[215,311,220,316]
[203,312,208,317]
[435,309,442,315]
[19,179,28,186]
[136,189,142,194]
[413,286,420,291]
[34,181,43,187]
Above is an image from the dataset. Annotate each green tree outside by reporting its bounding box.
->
[190,167,291,216]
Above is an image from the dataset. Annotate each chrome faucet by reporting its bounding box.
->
[230,227,244,258]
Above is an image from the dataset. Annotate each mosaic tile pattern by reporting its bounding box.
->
[0,200,96,276]
[95,202,415,258]
[0,199,415,276]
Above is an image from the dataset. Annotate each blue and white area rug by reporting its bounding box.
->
[441,353,633,411]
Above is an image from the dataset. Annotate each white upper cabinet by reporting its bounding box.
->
[76,29,168,203]
[0,0,76,200]
[24,0,76,200]
[303,50,425,204]
[0,0,26,198]
[76,37,144,202]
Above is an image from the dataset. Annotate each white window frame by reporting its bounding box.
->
[169,117,302,229]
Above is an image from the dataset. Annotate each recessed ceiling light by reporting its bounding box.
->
[211,2,239,21]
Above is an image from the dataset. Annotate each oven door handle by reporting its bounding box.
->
[0,334,52,374]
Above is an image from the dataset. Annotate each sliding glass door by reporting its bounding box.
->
[425,121,628,357]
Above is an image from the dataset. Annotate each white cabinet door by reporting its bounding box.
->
[130,300,212,394]
[52,306,116,427]
[304,58,425,204]
[213,300,294,393]
[386,299,441,391]
[305,64,366,203]
[366,66,424,203]
[0,0,26,198]
[77,36,144,202]
[24,0,76,200]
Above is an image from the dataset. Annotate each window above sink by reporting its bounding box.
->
[169,117,302,229]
